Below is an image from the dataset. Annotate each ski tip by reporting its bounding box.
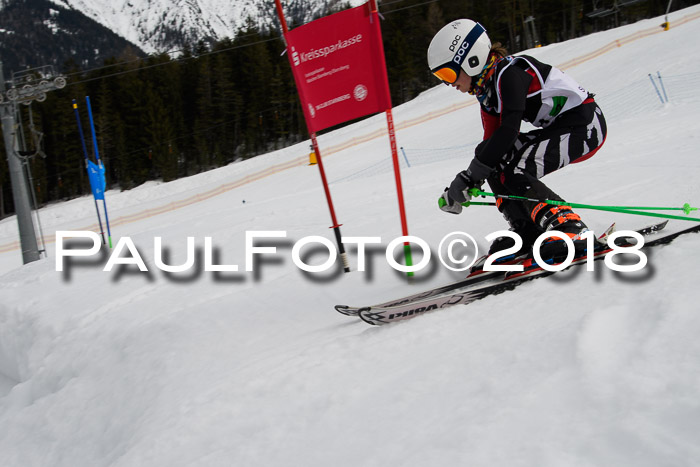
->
[647,220,669,231]
[335,305,364,317]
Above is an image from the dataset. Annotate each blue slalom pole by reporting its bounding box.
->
[648,74,664,104]
[86,96,113,248]
[657,71,669,103]
[72,99,106,245]
[400,146,411,168]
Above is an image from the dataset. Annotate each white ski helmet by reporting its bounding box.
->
[427,19,491,82]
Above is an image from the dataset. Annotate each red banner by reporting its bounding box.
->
[284,3,392,134]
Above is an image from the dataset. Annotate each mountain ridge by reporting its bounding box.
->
[47,0,364,54]
[0,0,145,74]
[0,0,363,74]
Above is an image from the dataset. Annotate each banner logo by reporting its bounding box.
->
[295,34,363,64]
[353,84,368,101]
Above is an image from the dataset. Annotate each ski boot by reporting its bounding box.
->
[534,205,591,262]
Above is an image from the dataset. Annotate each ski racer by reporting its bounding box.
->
[428,19,607,261]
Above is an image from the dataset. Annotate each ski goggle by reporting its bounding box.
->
[431,62,462,84]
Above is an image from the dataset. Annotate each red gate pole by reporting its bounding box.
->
[385,108,413,275]
[274,0,350,273]
[310,133,350,272]
[369,0,414,276]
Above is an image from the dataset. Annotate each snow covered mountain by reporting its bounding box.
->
[0,0,146,73]
[48,0,366,53]
[0,0,364,71]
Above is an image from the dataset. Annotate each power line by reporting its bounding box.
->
[381,0,440,15]
[65,36,281,87]
[64,29,273,80]
[62,0,439,86]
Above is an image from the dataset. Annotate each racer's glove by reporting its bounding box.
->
[438,187,466,215]
[438,158,493,214]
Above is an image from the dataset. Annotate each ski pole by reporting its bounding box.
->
[438,198,497,209]
[466,189,699,213]
[466,189,700,223]
[465,198,696,214]
[464,201,497,207]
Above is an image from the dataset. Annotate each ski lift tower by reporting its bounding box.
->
[523,16,541,49]
[0,62,66,264]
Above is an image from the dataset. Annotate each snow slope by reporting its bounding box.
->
[1,6,700,466]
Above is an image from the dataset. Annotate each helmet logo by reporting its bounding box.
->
[453,38,472,65]
[448,35,461,52]
[447,23,486,71]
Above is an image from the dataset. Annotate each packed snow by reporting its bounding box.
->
[1,6,700,466]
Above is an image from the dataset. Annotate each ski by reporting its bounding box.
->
[334,258,520,316]
[346,221,689,325]
[358,245,625,325]
[335,221,664,317]
[336,221,680,324]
